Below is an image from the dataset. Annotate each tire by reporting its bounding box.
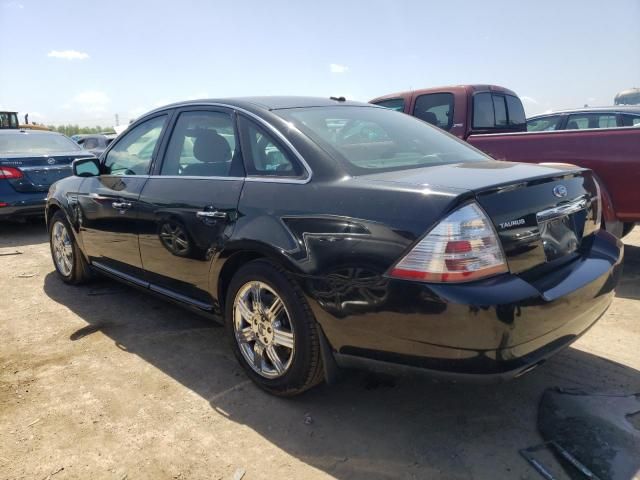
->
[621,222,636,238]
[49,211,92,285]
[225,259,324,396]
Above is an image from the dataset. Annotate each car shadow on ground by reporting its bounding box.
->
[0,219,48,249]
[617,243,640,300]
[42,267,640,480]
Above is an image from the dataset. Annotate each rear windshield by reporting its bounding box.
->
[276,106,488,174]
[0,132,82,154]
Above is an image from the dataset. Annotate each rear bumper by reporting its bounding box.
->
[310,230,623,380]
[0,193,46,219]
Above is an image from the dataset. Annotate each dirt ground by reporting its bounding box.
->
[1,222,639,480]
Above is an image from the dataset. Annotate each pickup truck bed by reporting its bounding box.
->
[467,127,640,224]
[370,84,639,235]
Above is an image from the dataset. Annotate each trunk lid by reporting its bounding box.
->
[361,161,601,274]
[0,152,93,192]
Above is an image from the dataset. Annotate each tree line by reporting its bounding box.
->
[45,125,115,136]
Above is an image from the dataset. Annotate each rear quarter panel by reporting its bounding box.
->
[467,128,640,222]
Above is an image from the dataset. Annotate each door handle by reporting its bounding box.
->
[112,201,132,210]
[196,210,227,219]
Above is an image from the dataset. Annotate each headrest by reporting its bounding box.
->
[193,130,231,163]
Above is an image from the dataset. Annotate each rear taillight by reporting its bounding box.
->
[0,166,23,180]
[593,178,602,231]
[389,202,508,283]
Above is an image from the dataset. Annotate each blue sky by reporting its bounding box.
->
[1,0,639,126]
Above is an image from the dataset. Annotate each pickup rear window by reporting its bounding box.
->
[276,105,488,174]
[473,93,526,130]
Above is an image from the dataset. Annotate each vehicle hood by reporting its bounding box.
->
[355,160,584,193]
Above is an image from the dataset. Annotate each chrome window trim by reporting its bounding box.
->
[147,175,245,181]
[113,102,314,184]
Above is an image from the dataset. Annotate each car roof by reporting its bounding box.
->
[147,96,371,115]
[529,105,640,118]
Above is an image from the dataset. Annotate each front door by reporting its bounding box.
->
[137,108,245,308]
[77,114,169,280]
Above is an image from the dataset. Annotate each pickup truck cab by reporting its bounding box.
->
[371,85,639,237]
[0,111,19,129]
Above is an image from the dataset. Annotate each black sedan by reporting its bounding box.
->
[46,97,623,396]
[0,129,94,220]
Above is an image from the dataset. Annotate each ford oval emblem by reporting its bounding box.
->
[553,185,568,198]
[47,157,56,165]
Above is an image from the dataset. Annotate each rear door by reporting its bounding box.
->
[137,107,245,309]
[77,114,170,280]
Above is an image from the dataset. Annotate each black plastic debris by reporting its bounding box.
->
[536,388,640,480]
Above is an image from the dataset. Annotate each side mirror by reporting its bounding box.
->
[72,157,101,177]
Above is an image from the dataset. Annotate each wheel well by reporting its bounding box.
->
[217,251,265,311]
[46,204,60,230]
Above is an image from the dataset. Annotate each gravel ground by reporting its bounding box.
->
[1,222,639,480]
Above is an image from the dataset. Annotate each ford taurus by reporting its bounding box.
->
[46,97,623,396]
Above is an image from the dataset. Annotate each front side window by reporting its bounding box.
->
[161,111,236,177]
[239,117,303,177]
[83,137,99,150]
[527,116,563,131]
[374,98,405,112]
[276,105,488,175]
[104,115,166,175]
[413,93,454,130]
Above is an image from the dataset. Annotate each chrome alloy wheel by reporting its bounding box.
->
[233,281,295,379]
[52,221,73,276]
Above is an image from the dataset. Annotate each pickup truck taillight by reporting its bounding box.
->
[389,202,508,283]
[0,166,23,180]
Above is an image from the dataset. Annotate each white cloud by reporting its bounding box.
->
[520,96,539,105]
[48,50,89,61]
[2,1,24,9]
[330,63,349,74]
[72,90,110,112]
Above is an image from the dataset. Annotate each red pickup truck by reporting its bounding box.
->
[370,85,639,237]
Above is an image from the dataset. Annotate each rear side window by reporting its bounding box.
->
[506,95,526,125]
[473,93,526,129]
[374,98,405,112]
[413,93,454,130]
[566,114,617,130]
[239,117,303,178]
[527,116,563,131]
